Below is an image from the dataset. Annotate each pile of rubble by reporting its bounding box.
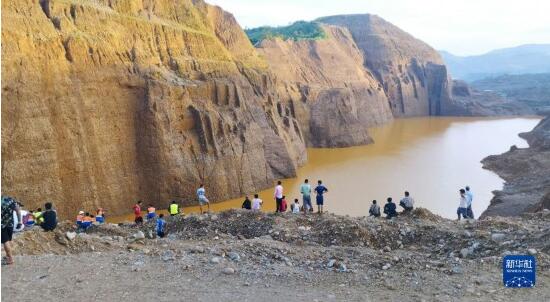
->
[11,208,550,268]
[5,207,550,301]
[10,222,134,255]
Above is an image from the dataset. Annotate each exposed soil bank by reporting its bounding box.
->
[482,116,550,217]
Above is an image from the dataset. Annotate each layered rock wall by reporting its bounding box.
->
[3,3,529,217]
[1,0,305,216]
[317,14,453,117]
[256,25,393,147]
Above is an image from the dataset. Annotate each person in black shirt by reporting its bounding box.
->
[38,202,57,231]
[383,197,398,219]
[241,196,252,210]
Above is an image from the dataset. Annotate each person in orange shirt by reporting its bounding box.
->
[95,208,105,224]
[146,205,156,221]
[81,213,93,230]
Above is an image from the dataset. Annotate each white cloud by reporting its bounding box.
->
[206,0,550,55]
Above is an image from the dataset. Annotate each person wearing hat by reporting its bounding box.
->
[76,211,84,229]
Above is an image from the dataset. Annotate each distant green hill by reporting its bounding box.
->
[245,21,327,45]
[471,73,550,113]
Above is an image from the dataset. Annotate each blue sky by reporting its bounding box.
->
[207,0,550,56]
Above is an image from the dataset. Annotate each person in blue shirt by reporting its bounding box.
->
[314,180,328,214]
[465,186,474,219]
[300,179,312,213]
[156,214,166,238]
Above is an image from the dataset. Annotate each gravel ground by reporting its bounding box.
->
[2,209,550,301]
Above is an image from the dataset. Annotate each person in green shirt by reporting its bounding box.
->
[34,208,44,225]
[300,179,312,213]
[168,201,180,216]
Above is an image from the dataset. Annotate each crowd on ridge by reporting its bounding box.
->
[1,178,475,265]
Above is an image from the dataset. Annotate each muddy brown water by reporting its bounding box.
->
[110,116,540,222]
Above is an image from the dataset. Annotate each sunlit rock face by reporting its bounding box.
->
[256,24,393,147]
[1,0,306,216]
[318,14,453,117]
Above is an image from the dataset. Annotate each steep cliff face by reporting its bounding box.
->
[256,25,393,147]
[255,15,528,120]
[317,14,453,117]
[3,2,532,217]
[1,0,306,217]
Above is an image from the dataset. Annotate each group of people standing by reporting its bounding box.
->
[3,181,477,266]
[130,200,177,238]
[240,179,329,214]
[457,186,475,220]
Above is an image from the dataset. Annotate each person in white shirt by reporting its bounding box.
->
[465,186,474,219]
[399,191,414,212]
[291,199,301,214]
[457,189,468,220]
[274,181,283,213]
[369,200,381,217]
[252,194,263,211]
[197,184,210,214]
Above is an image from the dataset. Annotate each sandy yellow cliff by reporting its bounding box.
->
[1,0,306,216]
[256,24,393,147]
[2,2,527,217]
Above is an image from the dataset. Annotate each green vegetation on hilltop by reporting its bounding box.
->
[245,21,327,45]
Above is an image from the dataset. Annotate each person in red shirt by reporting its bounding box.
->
[133,201,143,225]
[280,196,288,212]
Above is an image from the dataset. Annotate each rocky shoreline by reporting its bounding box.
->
[482,115,550,217]
[2,209,550,301]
